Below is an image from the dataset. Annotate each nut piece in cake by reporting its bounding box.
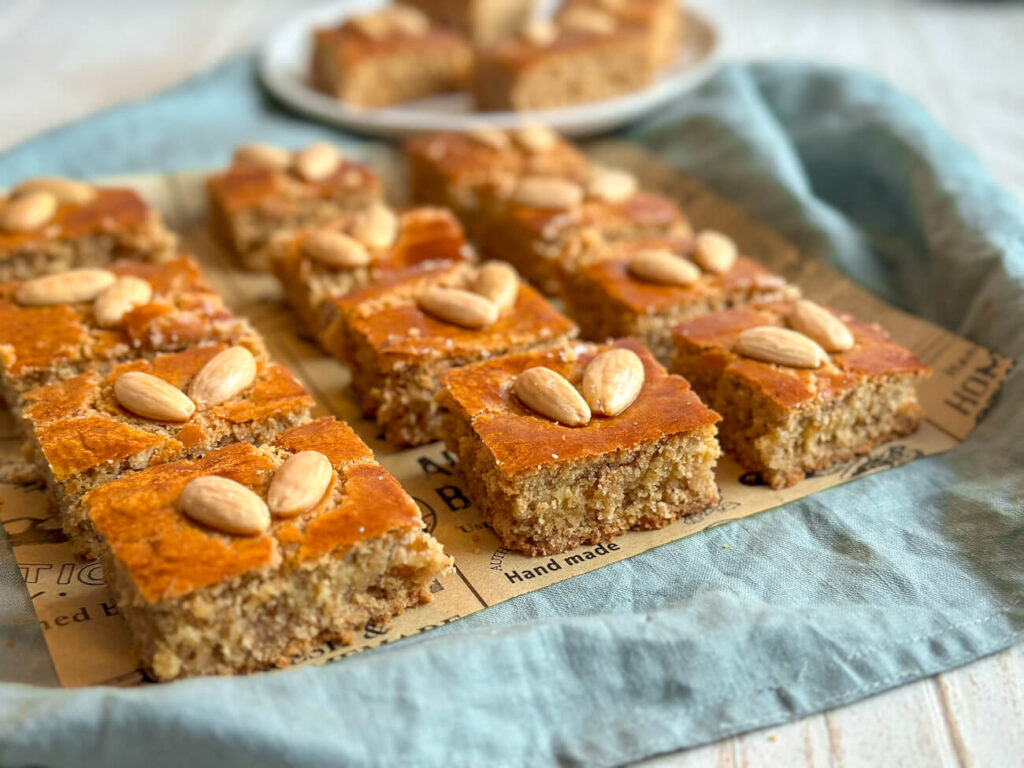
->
[561,235,800,364]
[0,258,266,413]
[559,0,682,69]
[405,126,590,236]
[0,182,178,281]
[312,5,473,107]
[322,262,578,446]
[671,300,931,489]
[437,339,721,556]
[81,417,453,681]
[207,142,382,271]
[473,13,653,111]
[477,171,692,295]
[270,206,476,340]
[22,343,314,559]
[404,0,535,46]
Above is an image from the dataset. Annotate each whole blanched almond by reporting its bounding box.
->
[472,262,519,310]
[627,249,700,286]
[352,203,399,249]
[514,367,591,427]
[522,19,558,46]
[188,346,257,407]
[14,177,96,206]
[234,142,292,170]
[693,230,738,274]
[733,326,829,369]
[267,451,334,518]
[788,299,855,352]
[93,276,154,327]
[115,371,196,421]
[303,230,371,268]
[16,268,116,306]
[418,287,499,329]
[582,348,645,417]
[514,124,558,153]
[180,475,270,536]
[293,142,342,181]
[587,167,637,203]
[464,125,510,151]
[1,191,59,232]
[513,177,583,210]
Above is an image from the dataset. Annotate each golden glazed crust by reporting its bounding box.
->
[671,301,932,410]
[0,187,153,251]
[331,277,578,372]
[0,257,262,381]
[438,338,720,477]
[206,161,380,216]
[405,131,590,190]
[85,418,420,603]
[574,240,793,314]
[23,344,313,482]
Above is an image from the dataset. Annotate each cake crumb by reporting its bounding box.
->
[768,734,778,743]
[722,544,729,549]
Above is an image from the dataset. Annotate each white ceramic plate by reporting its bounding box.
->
[259,0,723,139]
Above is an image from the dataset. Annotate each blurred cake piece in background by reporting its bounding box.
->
[473,13,653,111]
[207,141,381,271]
[404,0,536,47]
[311,5,473,107]
[558,0,682,69]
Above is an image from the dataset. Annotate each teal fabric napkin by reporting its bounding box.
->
[0,58,1021,768]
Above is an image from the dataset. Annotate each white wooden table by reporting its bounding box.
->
[1,1,1021,765]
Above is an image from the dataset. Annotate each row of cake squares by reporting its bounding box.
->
[311,0,682,110]
[0,184,453,681]
[205,130,931,558]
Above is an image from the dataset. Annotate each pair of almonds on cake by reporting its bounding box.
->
[0,177,97,232]
[734,300,855,369]
[511,166,638,210]
[234,141,345,182]
[113,346,258,422]
[15,267,155,327]
[515,348,645,427]
[465,123,559,154]
[416,262,519,329]
[180,449,334,537]
[300,203,400,268]
[628,231,739,285]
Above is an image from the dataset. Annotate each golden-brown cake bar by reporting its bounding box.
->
[561,237,800,364]
[0,258,266,413]
[311,7,473,107]
[0,184,177,281]
[323,263,578,446]
[478,177,692,295]
[271,207,476,340]
[82,417,452,681]
[207,142,381,271]
[473,16,653,111]
[405,127,591,235]
[437,339,721,555]
[22,343,314,558]
[671,300,931,488]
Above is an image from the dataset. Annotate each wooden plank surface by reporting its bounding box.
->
[1,0,1021,765]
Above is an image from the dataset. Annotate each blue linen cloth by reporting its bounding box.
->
[0,58,1021,768]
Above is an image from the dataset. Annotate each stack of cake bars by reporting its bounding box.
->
[0,172,452,681]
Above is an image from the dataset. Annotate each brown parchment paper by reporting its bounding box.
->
[0,143,1011,687]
